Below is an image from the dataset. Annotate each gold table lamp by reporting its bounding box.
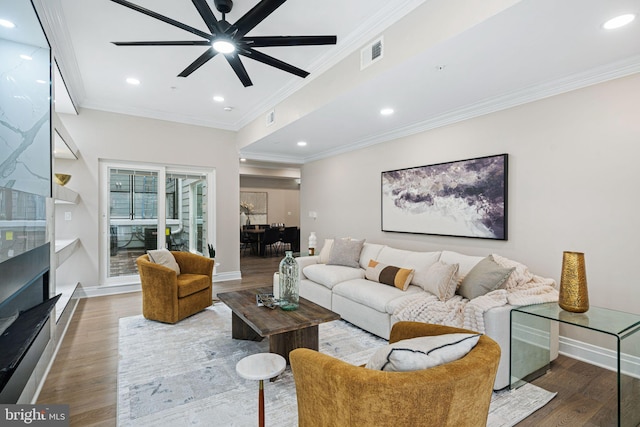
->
[558,251,589,313]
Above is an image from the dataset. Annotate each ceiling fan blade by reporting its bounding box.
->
[110,0,211,40]
[233,0,287,38]
[191,0,222,35]
[244,35,337,47]
[113,40,212,46]
[241,48,309,78]
[225,54,253,87]
[178,48,219,77]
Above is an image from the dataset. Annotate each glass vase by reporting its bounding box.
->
[279,251,299,311]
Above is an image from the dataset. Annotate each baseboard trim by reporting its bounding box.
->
[78,271,243,298]
[559,336,640,378]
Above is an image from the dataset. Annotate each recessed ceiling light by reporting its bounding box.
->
[380,108,394,116]
[36,79,47,84]
[223,106,233,111]
[213,95,224,102]
[20,54,32,61]
[603,14,635,30]
[212,39,235,54]
[240,158,246,162]
[126,77,140,85]
[297,141,308,147]
[0,19,15,28]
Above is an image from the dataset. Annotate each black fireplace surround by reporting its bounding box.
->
[0,243,59,403]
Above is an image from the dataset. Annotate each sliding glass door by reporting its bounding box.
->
[101,162,214,285]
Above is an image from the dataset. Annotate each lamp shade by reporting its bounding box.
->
[558,251,589,313]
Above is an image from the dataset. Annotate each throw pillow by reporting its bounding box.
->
[365,260,415,291]
[457,256,515,300]
[147,249,181,275]
[327,238,365,268]
[318,239,334,264]
[365,333,481,372]
[421,261,459,301]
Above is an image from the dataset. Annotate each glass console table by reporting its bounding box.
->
[510,302,640,426]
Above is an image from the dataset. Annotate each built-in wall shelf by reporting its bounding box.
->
[54,282,79,322]
[53,184,78,204]
[55,238,79,267]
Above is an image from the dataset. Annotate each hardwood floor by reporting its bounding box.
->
[37,254,279,426]
[38,254,620,426]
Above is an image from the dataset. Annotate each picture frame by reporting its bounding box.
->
[381,154,508,240]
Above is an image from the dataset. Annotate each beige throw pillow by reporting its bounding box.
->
[327,238,365,268]
[421,261,459,301]
[147,249,181,275]
[318,239,334,264]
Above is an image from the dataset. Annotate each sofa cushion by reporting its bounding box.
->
[303,264,365,289]
[176,273,210,298]
[458,255,515,300]
[420,261,459,301]
[439,251,484,277]
[318,239,334,264]
[147,249,181,275]
[327,238,365,268]
[365,333,481,372]
[359,243,386,269]
[365,260,414,291]
[332,279,423,313]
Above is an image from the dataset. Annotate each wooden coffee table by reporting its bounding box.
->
[218,287,340,364]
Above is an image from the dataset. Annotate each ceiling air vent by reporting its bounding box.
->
[360,36,384,70]
[266,109,275,126]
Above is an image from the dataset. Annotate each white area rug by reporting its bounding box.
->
[118,303,555,426]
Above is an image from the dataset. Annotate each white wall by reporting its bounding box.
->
[301,73,640,316]
[240,186,300,227]
[54,109,240,289]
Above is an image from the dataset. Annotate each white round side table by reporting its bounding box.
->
[236,353,286,427]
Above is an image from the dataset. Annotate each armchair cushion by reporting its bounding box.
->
[147,249,180,275]
[365,333,480,372]
[176,273,211,298]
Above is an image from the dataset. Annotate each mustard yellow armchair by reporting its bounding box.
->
[136,251,214,324]
[290,322,500,427]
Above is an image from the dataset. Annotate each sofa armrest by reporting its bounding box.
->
[295,255,320,280]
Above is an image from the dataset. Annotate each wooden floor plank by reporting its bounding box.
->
[37,253,619,426]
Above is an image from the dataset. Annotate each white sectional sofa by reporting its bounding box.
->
[292,240,558,390]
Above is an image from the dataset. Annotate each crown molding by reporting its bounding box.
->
[303,55,640,164]
[32,0,86,108]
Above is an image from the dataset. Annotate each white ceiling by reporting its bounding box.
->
[36,0,640,164]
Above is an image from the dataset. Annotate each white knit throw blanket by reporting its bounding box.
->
[392,254,559,334]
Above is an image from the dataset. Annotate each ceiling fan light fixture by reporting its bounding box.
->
[213,39,235,54]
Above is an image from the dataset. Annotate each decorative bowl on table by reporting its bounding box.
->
[54,173,72,186]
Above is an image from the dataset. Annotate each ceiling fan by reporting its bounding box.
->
[110,0,337,87]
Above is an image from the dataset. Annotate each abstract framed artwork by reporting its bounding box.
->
[381,154,508,240]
